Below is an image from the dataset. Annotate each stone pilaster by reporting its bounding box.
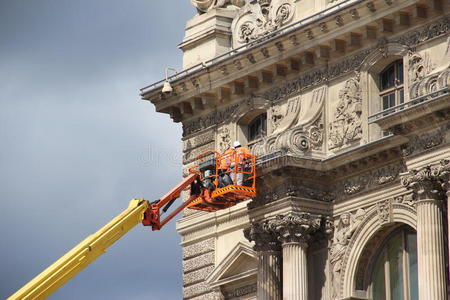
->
[272,213,321,300]
[402,166,448,300]
[244,220,282,300]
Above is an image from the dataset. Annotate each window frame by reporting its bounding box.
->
[370,227,417,300]
[379,60,405,112]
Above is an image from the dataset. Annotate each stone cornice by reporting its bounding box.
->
[142,0,446,124]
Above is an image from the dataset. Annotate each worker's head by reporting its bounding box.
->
[233,141,241,148]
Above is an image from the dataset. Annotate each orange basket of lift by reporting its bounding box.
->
[187,150,257,212]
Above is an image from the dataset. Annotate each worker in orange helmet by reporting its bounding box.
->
[231,141,251,186]
[218,146,234,187]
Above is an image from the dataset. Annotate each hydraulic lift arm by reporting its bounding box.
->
[8,173,200,300]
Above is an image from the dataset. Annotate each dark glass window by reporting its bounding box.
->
[372,228,418,300]
[248,113,267,142]
[379,60,404,111]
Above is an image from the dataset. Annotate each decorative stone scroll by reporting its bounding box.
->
[329,73,362,150]
[231,0,296,48]
[271,212,322,244]
[244,219,281,252]
[401,165,444,201]
[409,36,450,99]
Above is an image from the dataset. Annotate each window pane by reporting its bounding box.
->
[373,253,386,300]
[248,114,267,141]
[382,93,396,110]
[388,233,404,300]
[407,233,418,300]
[381,65,395,90]
[399,89,404,105]
[397,61,404,84]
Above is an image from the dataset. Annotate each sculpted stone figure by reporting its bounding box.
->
[191,0,245,13]
[329,210,365,299]
[329,73,363,150]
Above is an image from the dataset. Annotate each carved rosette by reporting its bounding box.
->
[401,165,444,201]
[244,219,281,252]
[271,213,322,245]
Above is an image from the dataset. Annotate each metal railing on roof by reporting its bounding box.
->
[139,0,365,96]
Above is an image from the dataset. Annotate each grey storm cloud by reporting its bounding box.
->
[0,1,194,299]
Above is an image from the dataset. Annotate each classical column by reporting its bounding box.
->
[434,159,450,287]
[402,166,448,300]
[272,213,321,300]
[244,221,282,300]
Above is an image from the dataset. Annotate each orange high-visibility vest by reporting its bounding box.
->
[220,148,235,170]
[235,146,251,164]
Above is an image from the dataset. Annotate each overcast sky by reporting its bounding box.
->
[0,1,195,299]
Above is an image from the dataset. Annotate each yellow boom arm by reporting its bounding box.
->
[8,199,149,300]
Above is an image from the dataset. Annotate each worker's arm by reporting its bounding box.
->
[8,199,149,300]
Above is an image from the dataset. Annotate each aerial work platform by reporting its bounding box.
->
[8,150,257,299]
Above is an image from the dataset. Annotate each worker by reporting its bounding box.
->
[218,146,234,187]
[231,141,251,186]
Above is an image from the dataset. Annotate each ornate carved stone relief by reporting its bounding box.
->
[338,162,406,198]
[260,17,449,103]
[376,198,392,225]
[270,95,301,135]
[329,209,366,300]
[271,212,322,244]
[329,73,363,150]
[248,177,334,208]
[402,161,450,201]
[183,130,215,152]
[408,50,435,86]
[409,36,450,99]
[244,219,282,252]
[401,123,449,157]
[250,86,326,157]
[244,213,322,249]
[231,0,295,48]
[191,0,245,14]
[216,125,232,152]
[224,284,256,298]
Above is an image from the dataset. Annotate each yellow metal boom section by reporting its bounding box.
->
[8,199,149,300]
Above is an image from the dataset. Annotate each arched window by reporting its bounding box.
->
[247,113,267,142]
[379,60,404,111]
[371,227,418,300]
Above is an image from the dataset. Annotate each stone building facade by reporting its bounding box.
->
[141,0,450,299]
